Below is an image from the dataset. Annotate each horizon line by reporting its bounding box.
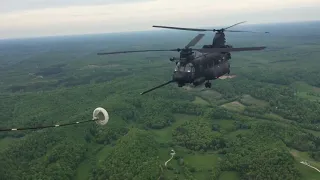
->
[1,20,319,41]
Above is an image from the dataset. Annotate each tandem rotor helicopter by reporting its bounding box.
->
[98,21,269,95]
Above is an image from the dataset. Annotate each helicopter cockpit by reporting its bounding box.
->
[173,62,195,84]
[174,62,195,73]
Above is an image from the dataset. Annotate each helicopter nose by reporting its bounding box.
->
[173,72,184,81]
[173,71,189,82]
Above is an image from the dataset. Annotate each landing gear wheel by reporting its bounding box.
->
[205,82,211,88]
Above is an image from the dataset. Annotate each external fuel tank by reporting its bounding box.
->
[204,61,230,80]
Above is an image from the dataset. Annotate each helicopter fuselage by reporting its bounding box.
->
[172,52,231,87]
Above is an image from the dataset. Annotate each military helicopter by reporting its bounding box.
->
[153,21,269,72]
[97,22,267,95]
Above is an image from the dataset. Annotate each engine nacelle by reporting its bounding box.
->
[205,62,230,80]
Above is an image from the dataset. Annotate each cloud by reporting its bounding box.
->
[0,0,153,13]
[0,0,319,39]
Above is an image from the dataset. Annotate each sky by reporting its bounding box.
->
[0,0,319,39]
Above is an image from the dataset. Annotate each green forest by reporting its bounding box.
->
[0,22,320,180]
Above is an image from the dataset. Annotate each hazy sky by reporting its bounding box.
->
[0,0,319,39]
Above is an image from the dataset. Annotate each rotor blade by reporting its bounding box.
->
[223,21,247,30]
[225,30,270,33]
[185,34,205,48]
[140,80,174,95]
[97,49,180,55]
[197,46,266,53]
[153,24,269,34]
[153,25,211,32]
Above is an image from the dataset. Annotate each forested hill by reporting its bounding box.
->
[0,21,320,180]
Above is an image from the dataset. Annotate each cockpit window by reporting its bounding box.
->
[174,63,194,73]
[185,63,193,72]
[174,62,180,71]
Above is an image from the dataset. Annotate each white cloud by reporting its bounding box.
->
[0,0,319,39]
[0,0,152,12]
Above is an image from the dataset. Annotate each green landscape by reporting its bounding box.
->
[0,21,320,180]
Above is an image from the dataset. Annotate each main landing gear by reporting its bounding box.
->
[205,81,211,88]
